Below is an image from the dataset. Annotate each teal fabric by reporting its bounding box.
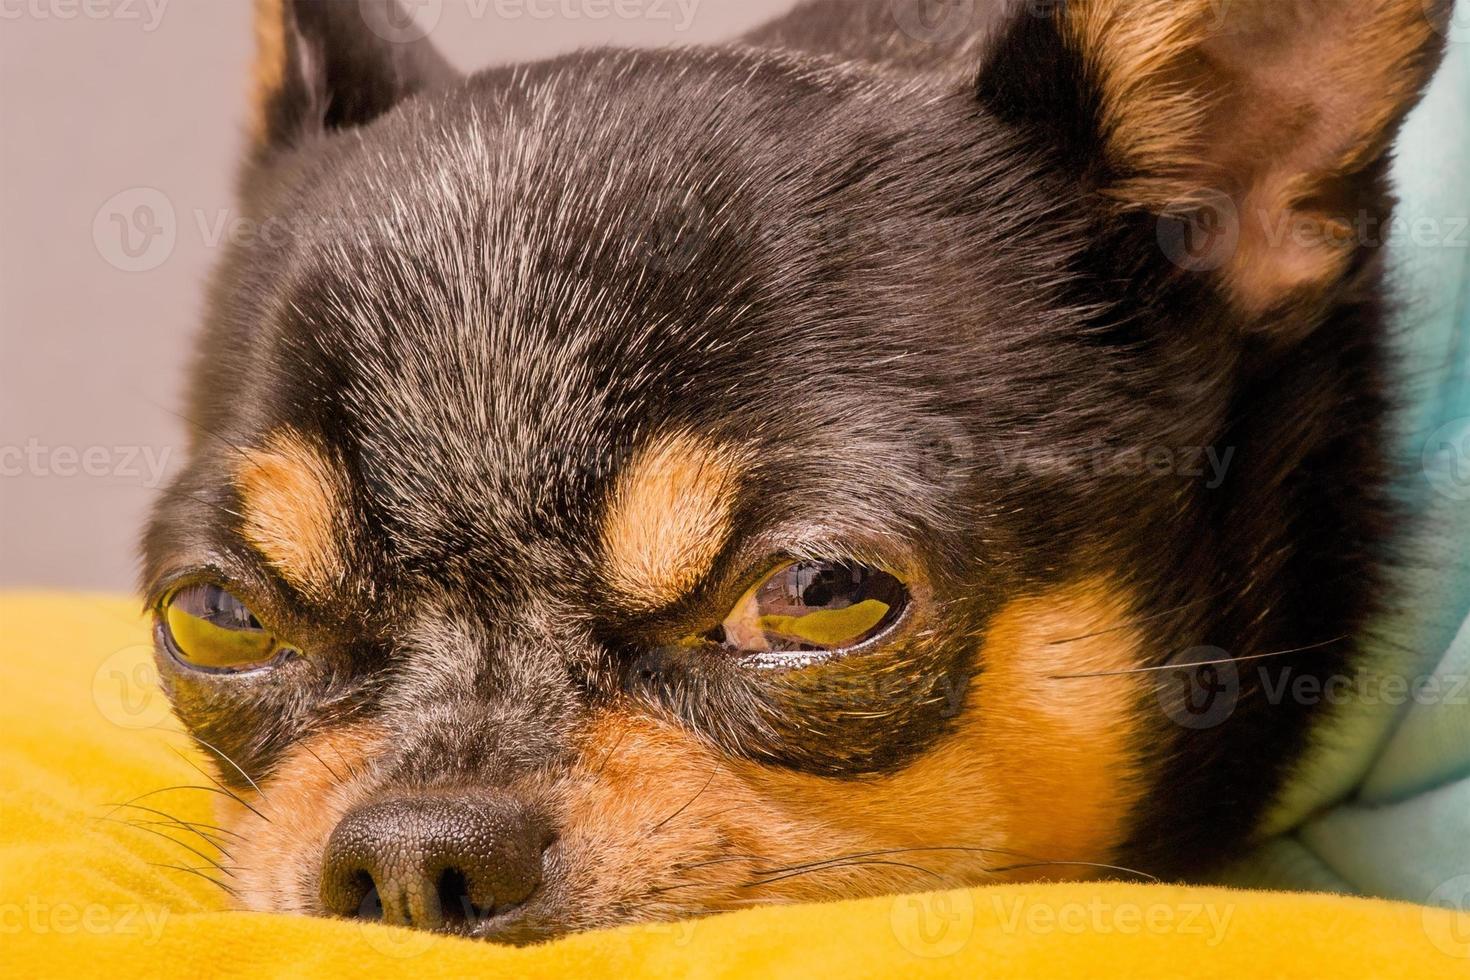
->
[1226,13,1470,911]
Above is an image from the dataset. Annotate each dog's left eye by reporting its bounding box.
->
[712,561,908,654]
[159,584,295,672]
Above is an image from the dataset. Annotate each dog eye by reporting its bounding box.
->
[159,584,294,672]
[714,561,907,653]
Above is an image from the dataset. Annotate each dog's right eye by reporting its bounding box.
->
[159,584,295,672]
[710,560,908,655]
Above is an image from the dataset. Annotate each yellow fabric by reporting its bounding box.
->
[3,593,1467,978]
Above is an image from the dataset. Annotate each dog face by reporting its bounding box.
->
[142,0,1448,943]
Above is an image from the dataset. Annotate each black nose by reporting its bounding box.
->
[319,795,549,931]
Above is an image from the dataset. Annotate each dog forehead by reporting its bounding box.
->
[239,49,1026,580]
[256,82,789,548]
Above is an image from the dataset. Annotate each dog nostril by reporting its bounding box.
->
[319,794,548,932]
[436,867,481,928]
[345,869,385,921]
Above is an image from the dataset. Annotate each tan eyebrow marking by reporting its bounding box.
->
[601,430,747,611]
[235,427,349,597]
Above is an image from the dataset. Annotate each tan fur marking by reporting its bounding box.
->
[544,578,1150,930]
[601,431,746,611]
[251,0,288,147]
[235,429,349,598]
[221,725,388,914]
[1064,0,1444,313]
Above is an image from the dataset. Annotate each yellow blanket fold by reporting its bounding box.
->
[3,594,1466,978]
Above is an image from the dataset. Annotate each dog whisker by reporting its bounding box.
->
[744,845,1159,886]
[649,767,718,835]
[107,784,271,824]
[1049,635,1348,680]
[175,730,271,800]
[105,802,247,841]
[594,728,631,778]
[174,490,245,523]
[327,739,369,783]
[980,860,1159,880]
[150,863,239,898]
[153,402,263,467]
[107,819,236,877]
[743,859,949,890]
[301,743,344,783]
[672,854,761,872]
[111,816,236,855]
[164,748,274,823]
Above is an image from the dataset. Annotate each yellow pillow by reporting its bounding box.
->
[3,594,1466,977]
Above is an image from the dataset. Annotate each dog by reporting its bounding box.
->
[141,0,1451,944]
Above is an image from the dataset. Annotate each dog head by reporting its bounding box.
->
[142,0,1448,942]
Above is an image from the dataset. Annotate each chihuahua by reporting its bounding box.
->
[142,0,1450,944]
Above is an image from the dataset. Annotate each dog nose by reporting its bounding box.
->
[319,795,549,931]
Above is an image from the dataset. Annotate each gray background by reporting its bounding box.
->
[0,0,794,591]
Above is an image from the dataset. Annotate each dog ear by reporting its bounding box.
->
[978,0,1451,322]
[251,0,459,154]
